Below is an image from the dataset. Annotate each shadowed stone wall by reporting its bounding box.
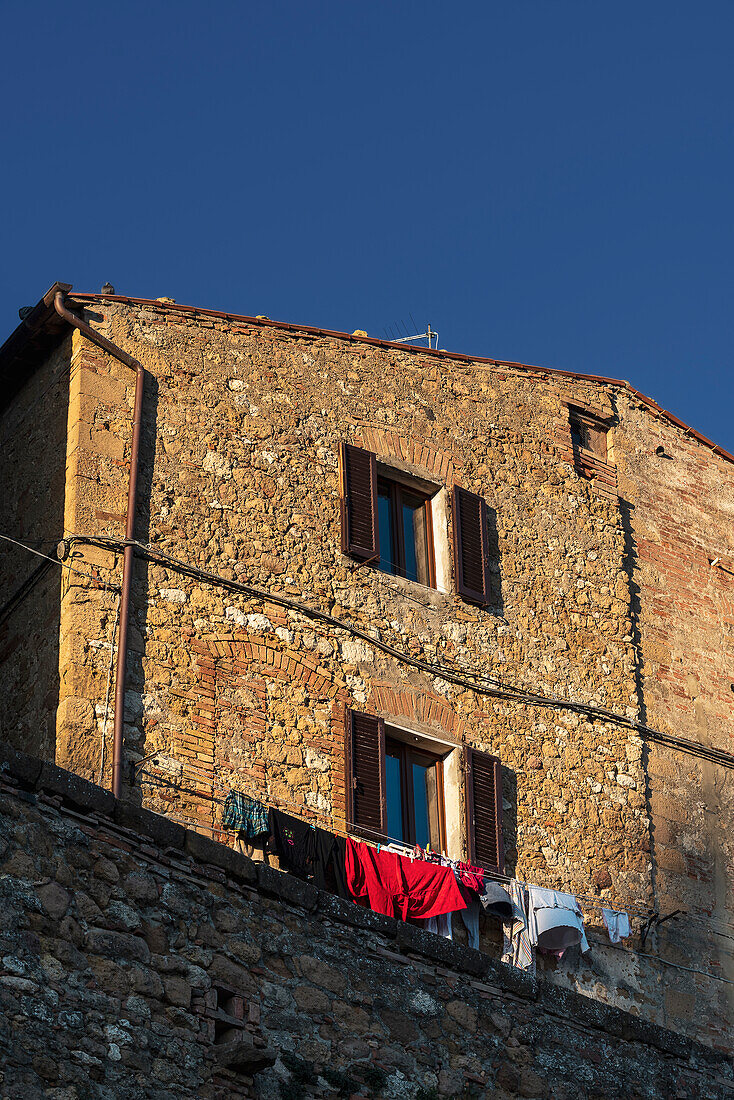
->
[0,745,732,1100]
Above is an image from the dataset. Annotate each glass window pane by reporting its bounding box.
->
[386,754,403,842]
[424,765,442,851]
[378,488,395,575]
[412,762,430,848]
[402,494,429,585]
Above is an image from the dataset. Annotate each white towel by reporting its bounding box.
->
[602,907,631,944]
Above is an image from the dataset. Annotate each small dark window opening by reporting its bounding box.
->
[385,732,446,851]
[377,477,436,587]
[570,413,608,460]
[202,982,247,1044]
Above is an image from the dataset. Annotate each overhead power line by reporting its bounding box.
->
[66,533,734,770]
[0,534,121,594]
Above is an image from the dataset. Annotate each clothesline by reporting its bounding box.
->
[138,757,654,919]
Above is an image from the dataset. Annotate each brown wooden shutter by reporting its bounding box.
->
[465,747,504,873]
[340,443,379,561]
[346,709,387,837]
[452,485,491,605]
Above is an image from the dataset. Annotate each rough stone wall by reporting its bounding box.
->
[614,393,734,1045]
[43,298,734,1048]
[4,297,733,1051]
[54,327,136,781]
[0,339,70,757]
[1,746,731,1100]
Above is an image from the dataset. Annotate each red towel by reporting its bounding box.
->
[345,838,467,920]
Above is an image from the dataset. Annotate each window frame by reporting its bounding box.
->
[385,730,447,851]
[376,474,437,589]
[346,708,505,872]
[567,404,614,480]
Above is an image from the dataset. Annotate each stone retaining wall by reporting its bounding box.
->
[0,743,731,1100]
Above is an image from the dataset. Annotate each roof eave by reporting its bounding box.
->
[0,282,73,411]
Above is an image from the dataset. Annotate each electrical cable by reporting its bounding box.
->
[7,534,733,939]
[597,938,734,987]
[0,559,53,627]
[70,533,734,770]
[0,534,121,593]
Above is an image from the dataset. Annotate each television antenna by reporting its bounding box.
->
[384,315,440,350]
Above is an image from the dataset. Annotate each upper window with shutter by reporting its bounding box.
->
[451,485,492,606]
[465,747,504,874]
[340,443,379,561]
[339,444,498,606]
[339,443,437,588]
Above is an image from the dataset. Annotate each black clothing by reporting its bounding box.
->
[268,808,315,879]
[312,827,349,899]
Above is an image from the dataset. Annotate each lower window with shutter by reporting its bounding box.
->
[346,710,387,839]
[346,710,448,850]
[465,747,504,874]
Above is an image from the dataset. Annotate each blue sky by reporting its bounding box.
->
[1,2,732,450]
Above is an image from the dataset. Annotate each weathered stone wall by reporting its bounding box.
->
[3,295,733,1052]
[614,393,734,1044]
[1,745,731,1100]
[0,338,70,758]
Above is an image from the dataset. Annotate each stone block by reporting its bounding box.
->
[255,863,318,911]
[36,882,71,921]
[0,741,43,788]
[39,761,115,816]
[214,1036,277,1074]
[184,830,257,882]
[113,800,186,850]
[316,888,398,938]
[396,922,486,977]
[85,928,150,964]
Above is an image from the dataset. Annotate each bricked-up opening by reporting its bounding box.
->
[568,405,615,482]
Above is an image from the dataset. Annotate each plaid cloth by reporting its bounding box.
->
[221,790,269,838]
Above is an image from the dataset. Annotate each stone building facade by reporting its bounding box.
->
[0,284,732,1072]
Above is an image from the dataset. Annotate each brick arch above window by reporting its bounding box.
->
[367,682,466,741]
[353,425,457,485]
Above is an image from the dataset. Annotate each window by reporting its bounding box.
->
[570,412,608,461]
[385,733,445,849]
[567,405,614,480]
[377,478,435,586]
[345,708,504,872]
[340,442,494,605]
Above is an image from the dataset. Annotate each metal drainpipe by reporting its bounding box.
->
[54,292,144,800]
